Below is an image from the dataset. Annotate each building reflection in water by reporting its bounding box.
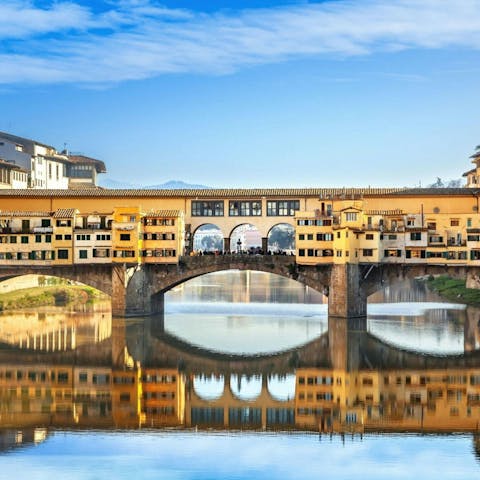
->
[0,315,479,439]
[0,307,111,351]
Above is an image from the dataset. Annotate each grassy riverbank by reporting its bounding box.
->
[426,275,480,306]
[0,285,108,311]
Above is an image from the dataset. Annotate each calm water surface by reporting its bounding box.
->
[0,271,479,478]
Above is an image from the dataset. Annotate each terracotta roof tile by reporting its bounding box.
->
[53,208,77,218]
[68,155,106,173]
[143,210,183,218]
[366,209,405,216]
[0,187,406,198]
[0,210,51,217]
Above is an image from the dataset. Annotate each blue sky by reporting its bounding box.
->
[0,0,479,187]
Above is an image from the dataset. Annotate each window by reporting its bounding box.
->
[93,249,110,258]
[385,249,402,257]
[229,201,262,216]
[298,249,305,257]
[35,235,42,243]
[55,234,62,240]
[405,250,426,258]
[410,232,422,241]
[362,249,373,257]
[267,200,300,216]
[450,219,459,227]
[57,249,69,259]
[366,234,374,240]
[45,235,51,243]
[192,201,224,216]
[79,250,88,259]
[9,236,16,243]
[316,233,333,241]
[21,236,29,244]
[96,234,111,241]
[120,234,130,241]
[345,212,357,222]
[56,220,71,227]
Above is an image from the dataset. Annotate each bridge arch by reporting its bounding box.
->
[267,223,295,254]
[362,263,478,298]
[0,269,112,299]
[229,223,262,253]
[192,223,224,253]
[126,256,330,315]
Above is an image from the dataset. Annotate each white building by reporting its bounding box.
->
[0,131,105,189]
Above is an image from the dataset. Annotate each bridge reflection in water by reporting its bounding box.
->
[1,313,480,448]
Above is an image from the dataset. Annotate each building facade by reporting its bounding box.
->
[0,132,105,189]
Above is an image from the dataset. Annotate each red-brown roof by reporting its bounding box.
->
[68,155,106,173]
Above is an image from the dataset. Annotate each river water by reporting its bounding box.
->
[0,271,479,479]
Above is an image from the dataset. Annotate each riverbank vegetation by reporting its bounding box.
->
[0,285,109,311]
[425,275,480,306]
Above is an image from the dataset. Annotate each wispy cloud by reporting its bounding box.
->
[1,0,480,85]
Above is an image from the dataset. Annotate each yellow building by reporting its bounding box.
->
[141,368,186,426]
[141,210,184,264]
[52,209,76,265]
[295,211,334,264]
[0,211,54,265]
[112,206,141,263]
[294,367,480,433]
[73,367,112,426]
[111,367,143,427]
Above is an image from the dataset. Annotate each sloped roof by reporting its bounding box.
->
[68,155,106,173]
[0,158,27,172]
[0,210,51,217]
[144,210,183,218]
[52,208,77,218]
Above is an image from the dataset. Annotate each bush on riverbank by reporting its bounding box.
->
[426,275,480,306]
[0,285,108,311]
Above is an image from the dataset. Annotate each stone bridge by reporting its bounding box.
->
[1,257,480,317]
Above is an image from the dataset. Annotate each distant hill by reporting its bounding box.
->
[99,178,211,189]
